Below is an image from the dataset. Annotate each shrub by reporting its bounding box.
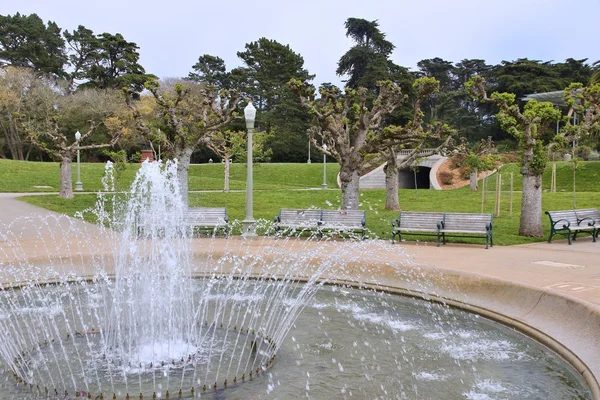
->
[438,170,454,185]
[578,146,592,161]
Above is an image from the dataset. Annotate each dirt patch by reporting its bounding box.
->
[436,158,494,190]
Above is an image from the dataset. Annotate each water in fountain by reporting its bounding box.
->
[0,160,592,399]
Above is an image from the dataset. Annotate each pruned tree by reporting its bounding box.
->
[364,77,454,210]
[467,76,561,236]
[125,79,241,204]
[290,79,404,209]
[452,136,498,191]
[563,82,600,138]
[18,86,124,198]
[206,129,272,192]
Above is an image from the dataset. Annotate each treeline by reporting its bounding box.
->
[1,12,599,164]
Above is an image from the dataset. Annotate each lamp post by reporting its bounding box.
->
[322,144,328,189]
[242,100,257,237]
[74,130,83,191]
[307,140,311,163]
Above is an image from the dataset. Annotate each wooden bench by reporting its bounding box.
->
[319,210,366,239]
[545,209,598,244]
[137,207,229,237]
[184,207,229,236]
[273,209,367,239]
[438,212,493,249]
[391,211,444,244]
[274,209,322,233]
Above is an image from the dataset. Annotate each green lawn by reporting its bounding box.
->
[7,158,600,246]
[0,159,340,192]
[19,188,600,246]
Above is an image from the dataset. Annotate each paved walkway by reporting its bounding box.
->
[1,192,599,309]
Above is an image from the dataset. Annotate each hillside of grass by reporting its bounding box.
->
[0,160,340,192]
[459,161,600,193]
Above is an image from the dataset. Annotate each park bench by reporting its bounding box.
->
[438,212,493,249]
[137,207,229,237]
[273,209,322,234]
[391,211,444,244]
[319,209,367,239]
[183,207,229,236]
[274,209,367,239]
[545,209,598,244]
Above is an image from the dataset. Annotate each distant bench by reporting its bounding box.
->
[392,211,493,249]
[137,207,229,237]
[274,208,366,239]
[545,208,599,245]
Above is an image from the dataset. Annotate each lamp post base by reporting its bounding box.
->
[321,184,328,189]
[241,219,258,238]
[75,182,84,191]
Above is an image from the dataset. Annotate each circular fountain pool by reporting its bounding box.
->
[0,280,591,399]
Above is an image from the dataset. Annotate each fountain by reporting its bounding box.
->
[0,161,593,399]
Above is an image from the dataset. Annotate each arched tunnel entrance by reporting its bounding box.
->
[398,167,431,189]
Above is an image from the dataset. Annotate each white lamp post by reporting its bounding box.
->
[74,130,83,191]
[322,144,328,189]
[307,140,311,163]
[242,100,257,237]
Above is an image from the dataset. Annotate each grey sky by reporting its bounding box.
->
[4,0,599,87]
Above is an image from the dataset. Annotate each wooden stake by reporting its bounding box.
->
[509,173,514,216]
[497,174,502,217]
[481,175,486,213]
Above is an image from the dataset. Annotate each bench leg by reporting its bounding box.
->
[567,229,573,245]
[573,231,578,241]
[547,229,554,243]
[592,229,597,243]
[485,234,489,249]
[436,232,441,247]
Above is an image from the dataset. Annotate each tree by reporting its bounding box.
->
[0,13,67,77]
[188,54,230,89]
[290,79,404,209]
[337,18,395,90]
[0,66,37,159]
[206,129,272,192]
[365,77,454,209]
[467,76,561,236]
[17,85,124,198]
[452,136,497,191]
[125,79,241,205]
[233,38,314,162]
[64,27,151,92]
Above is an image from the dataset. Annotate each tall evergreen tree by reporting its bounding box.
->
[0,13,67,77]
[337,18,395,90]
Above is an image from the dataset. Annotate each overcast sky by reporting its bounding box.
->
[4,0,599,87]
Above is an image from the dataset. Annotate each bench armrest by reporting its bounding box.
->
[577,216,595,227]
[274,215,280,223]
[361,217,366,228]
[486,222,493,232]
[392,219,399,228]
[437,220,444,230]
[552,218,570,229]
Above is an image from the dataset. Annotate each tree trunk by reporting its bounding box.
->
[384,160,400,210]
[59,156,74,199]
[519,174,543,237]
[175,147,193,207]
[339,162,361,210]
[224,156,230,192]
[469,169,478,191]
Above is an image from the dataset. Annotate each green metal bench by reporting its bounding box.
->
[545,209,598,244]
[438,212,493,249]
[391,211,444,244]
[319,209,366,239]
